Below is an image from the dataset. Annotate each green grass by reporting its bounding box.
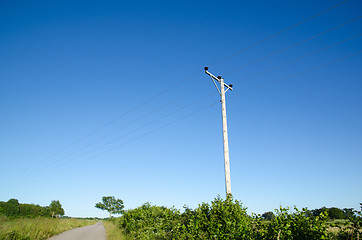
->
[103,221,124,240]
[0,216,95,240]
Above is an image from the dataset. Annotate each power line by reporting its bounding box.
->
[231,33,362,85]
[19,49,362,186]
[3,69,202,183]
[3,1,350,184]
[225,16,362,75]
[58,101,218,172]
[233,50,362,98]
[8,42,361,186]
[5,92,216,186]
[6,28,360,187]
[31,1,348,159]
[29,18,358,175]
[8,100,219,186]
[209,0,349,66]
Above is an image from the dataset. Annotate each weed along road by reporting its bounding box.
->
[49,222,106,240]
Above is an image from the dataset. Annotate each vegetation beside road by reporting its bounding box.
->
[103,220,124,240]
[0,198,97,239]
[1,196,360,239]
[108,195,362,240]
[0,217,95,240]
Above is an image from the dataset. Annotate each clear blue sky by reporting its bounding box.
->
[1,0,361,218]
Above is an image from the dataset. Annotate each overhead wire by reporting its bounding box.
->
[2,68,202,183]
[230,33,362,85]
[31,0,349,158]
[7,32,361,186]
[208,0,350,66]
[9,100,220,186]
[3,0,352,185]
[9,35,359,186]
[45,11,360,174]
[232,50,362,98]
[7,92,216,186]
[7,24,360,186]
[1,70,210,185]
[224,16,362,75]
[12,48,362,186]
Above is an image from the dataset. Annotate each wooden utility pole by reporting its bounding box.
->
[204,67,233,196]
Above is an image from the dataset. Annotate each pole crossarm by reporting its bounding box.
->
[204,67,233,92]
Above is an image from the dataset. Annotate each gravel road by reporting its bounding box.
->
[48,222,106,240]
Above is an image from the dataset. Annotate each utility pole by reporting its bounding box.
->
[204,67,233,196]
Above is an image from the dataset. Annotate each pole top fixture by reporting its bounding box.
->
[204,66,208,71]
[218,76,222,79]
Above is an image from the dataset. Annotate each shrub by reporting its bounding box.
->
[114,197,362,240]
[264,207,329,240]
[174,195,252,239]
[118,202,180,239]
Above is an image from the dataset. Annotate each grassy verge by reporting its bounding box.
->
[103,221,124,240]
[0,216,95,240]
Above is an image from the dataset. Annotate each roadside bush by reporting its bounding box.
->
[263,207,329,239]
[174,195,252,239]
[118,202,180,239]
[115,197,361,240]
[333,203,362,240]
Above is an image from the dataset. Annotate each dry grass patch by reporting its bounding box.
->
[0,217,95,240]
[103,221,124,240]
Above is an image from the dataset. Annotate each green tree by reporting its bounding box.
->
[343,208,355,219]
[49,200,65,218]
[95,196,124,218]
[262,211,275,220]
[5,199,20,217]
[312,206,327,217]
[337,203,362,239]
[0,201,5,215]
[19,203,45,218]
[328,207,345,219]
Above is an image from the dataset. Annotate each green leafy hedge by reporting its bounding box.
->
[114,195,362,239]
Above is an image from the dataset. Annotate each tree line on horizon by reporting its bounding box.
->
[0,198,64,218]
[261,206,357,221]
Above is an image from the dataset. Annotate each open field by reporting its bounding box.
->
[0,216,95,240]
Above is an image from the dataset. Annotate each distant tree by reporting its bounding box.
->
[95,196,124,218]
[40,205,50,217]
[343,208,355,219]
[312,207,327,217]
[19,203,45,218]
[328,207,345,219]
[5,199,20,217]
[262,211,275,220]
[330,207,343,219]
[305,209,314,218]
[0,201,5,215]
[311,207,346,219]
[49,200,65,218]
